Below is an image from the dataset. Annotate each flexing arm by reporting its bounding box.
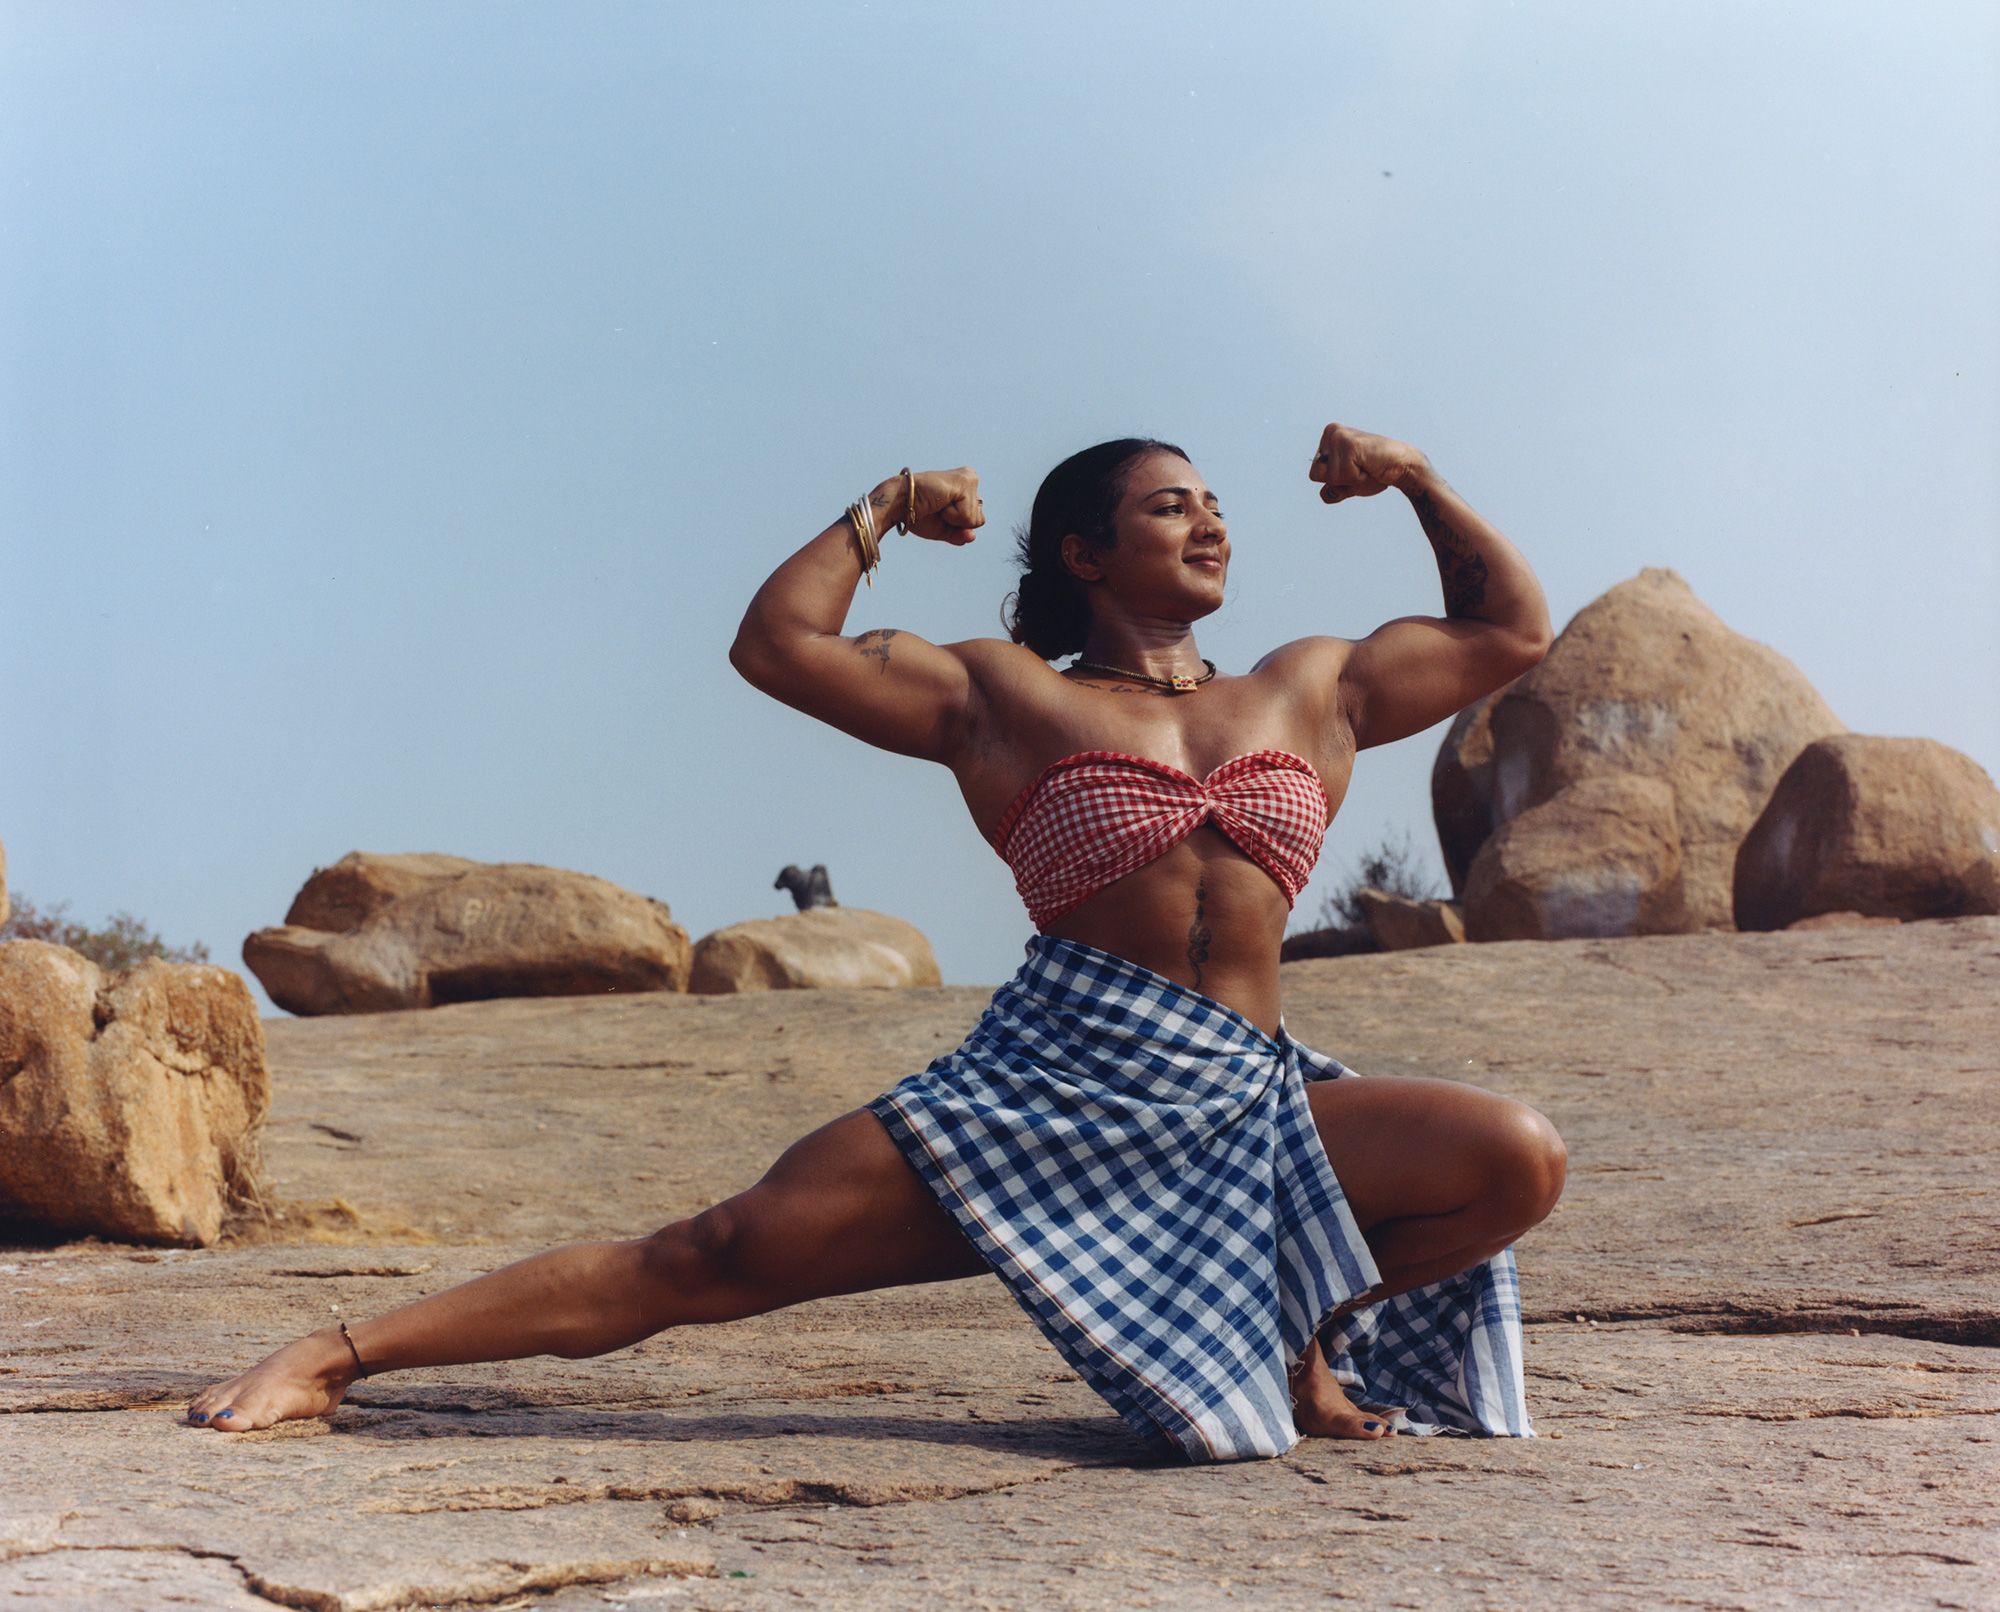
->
[728,469,987,763]
[1309,424,1553,750]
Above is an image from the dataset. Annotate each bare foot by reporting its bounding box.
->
[185,1328,359,1433]
[1289,1337,1393,1440]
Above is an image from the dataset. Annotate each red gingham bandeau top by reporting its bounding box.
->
[991,749,1332,930]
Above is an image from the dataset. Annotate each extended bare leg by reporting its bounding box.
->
[186,1108,986,1432]
[1289,1074,1567,1439]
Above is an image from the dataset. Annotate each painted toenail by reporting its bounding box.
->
[189,1412,207,1422]
[1363,1420,1381,1430]
[215,1409,234,1419]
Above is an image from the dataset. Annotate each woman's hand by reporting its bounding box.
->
[1307,424,1429,504]
[886,468,984,545]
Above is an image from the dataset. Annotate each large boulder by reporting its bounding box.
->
[1435,569,1845,931]
[1463,772,1687,942]
[1430,691,1505,899]
[688,908,941,994]
[1353,888,1466,951]
[1734,735,2000,930]
[281,851,483,933]
[244,855,692,1015]
[0,942,269,1246]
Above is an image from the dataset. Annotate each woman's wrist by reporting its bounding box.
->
[1388,447,1436,495]
[869,477,909,531]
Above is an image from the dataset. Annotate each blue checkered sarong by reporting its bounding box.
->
[868,934,1532,1462]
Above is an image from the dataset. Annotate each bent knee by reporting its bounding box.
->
[1488,1101,1567,1231]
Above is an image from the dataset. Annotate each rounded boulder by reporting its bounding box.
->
[1463,773,1688,942]
[1734,735,2000,929]
[689,908,941,994]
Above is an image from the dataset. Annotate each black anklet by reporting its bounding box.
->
[337,1320,369,1378]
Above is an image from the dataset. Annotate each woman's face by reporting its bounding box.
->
[1067,450,1229,617]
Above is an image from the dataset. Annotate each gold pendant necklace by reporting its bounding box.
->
[1068,656,1218,693]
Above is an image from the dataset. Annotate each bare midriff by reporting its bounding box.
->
[1038,825,1295,1039]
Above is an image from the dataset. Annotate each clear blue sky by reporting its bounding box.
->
[5,1,1996,1013]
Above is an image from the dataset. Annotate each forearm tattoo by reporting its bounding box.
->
[1410,486,1490,617]
[1186,875,1213,988]
[853,627,899,673]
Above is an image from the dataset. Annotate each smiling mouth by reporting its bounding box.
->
[1187,557,1224,569]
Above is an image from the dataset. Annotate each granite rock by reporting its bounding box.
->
[689,907,941,994]
[1735,733,2000,930]
[0,942,269,1245]
[1436,568,1845,931]
[4,916,1995,1608]
[244,855,693,1014]
[1353,887,1465,950]
[1462,772,1687,941]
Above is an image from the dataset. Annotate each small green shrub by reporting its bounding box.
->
[0,894,210,972]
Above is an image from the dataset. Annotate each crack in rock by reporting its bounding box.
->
[363,1467,1080,1517]
[4,1540,720,1612]
[1687,1403,2000,1422]
[0,1392,190,1414]
[1863,1549,1983,1566]
[1530,1305,2000,1349]
[307,1123,365,1144]
[0,1542,320,1610]
[1808,1358,1993,1375]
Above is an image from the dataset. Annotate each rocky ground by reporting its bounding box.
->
[3,918,1996,1610]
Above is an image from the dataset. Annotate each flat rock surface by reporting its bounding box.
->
[4,918,1996,1609]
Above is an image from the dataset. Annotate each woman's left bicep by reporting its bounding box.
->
[1339,617,1546,751]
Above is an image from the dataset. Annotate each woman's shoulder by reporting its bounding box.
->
[1246,635,1355,679]
[941,636,1063,685]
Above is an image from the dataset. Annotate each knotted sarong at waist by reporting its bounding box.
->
[867,934,1532,1462]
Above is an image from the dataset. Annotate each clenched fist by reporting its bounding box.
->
[893,468,984,545]
[1307,424,1428,505]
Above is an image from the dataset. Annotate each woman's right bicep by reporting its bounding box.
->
[728,628,976,763]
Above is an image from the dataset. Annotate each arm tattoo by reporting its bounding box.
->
[1186,875,1213,988]
[1409,486,1490,618]
[853,627,899,673]
[870,488,893,512]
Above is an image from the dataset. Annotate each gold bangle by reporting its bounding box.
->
[847,502,874,585]
[900,467,916,535]
[849,500,879,585]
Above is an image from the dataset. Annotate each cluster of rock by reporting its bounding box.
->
[0,940,269,1246]
[240,852,937,1015]
[1339,568,2000,952]
[0,833,936,1246]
